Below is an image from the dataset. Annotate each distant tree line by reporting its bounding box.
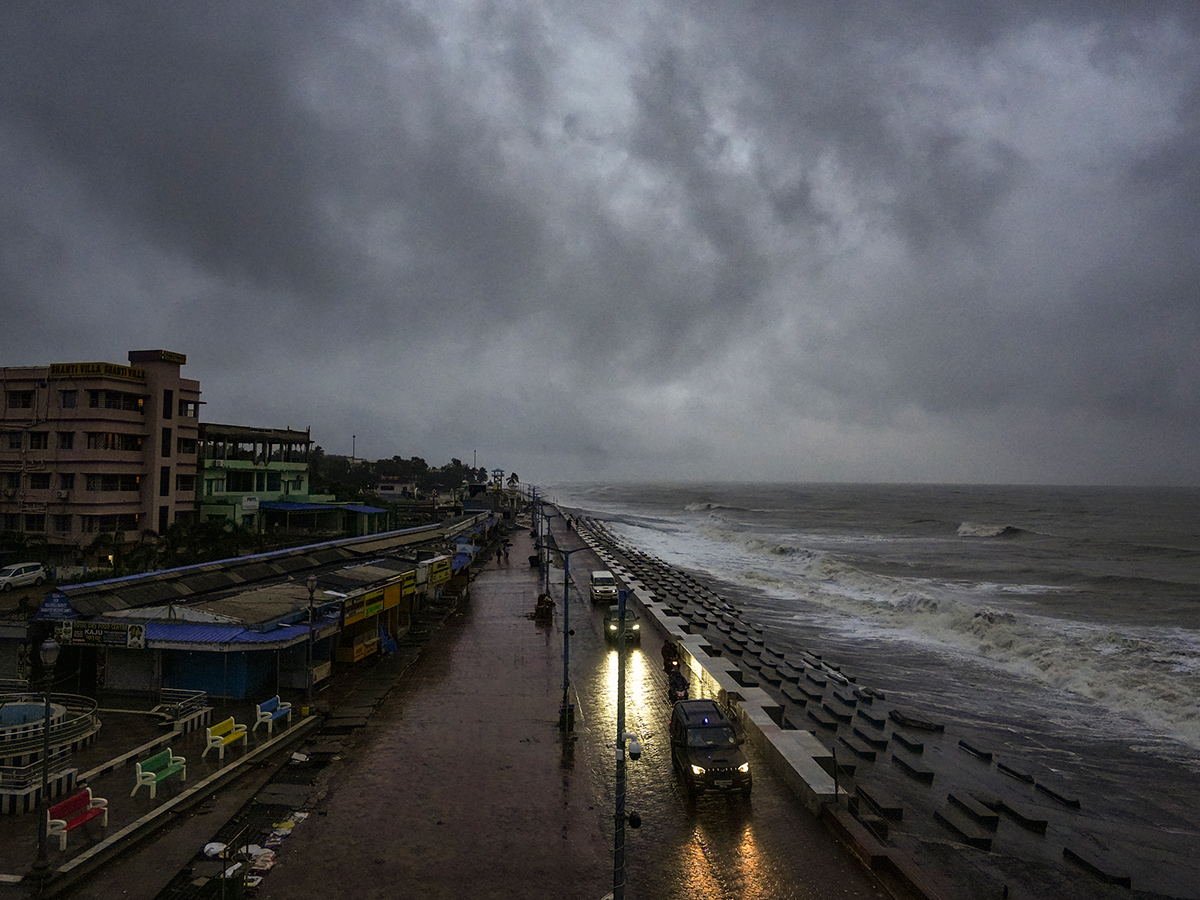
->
[309,450,490,502]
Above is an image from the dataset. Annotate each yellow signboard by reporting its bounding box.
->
[429,558,451,586]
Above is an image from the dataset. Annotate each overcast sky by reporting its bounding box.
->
[2,2,1198,486]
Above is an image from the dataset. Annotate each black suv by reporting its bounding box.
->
[669,699,752,797]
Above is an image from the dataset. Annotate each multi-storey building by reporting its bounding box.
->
[0,350,200,565]
[197,423,313,530]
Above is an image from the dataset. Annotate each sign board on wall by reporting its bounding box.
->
[59,620,146,649]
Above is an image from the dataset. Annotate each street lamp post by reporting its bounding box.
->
[305,574,317,714]
[535,540,587,733]
[540,507,563,595]
[30,635,60,891]
[612,590,641,899]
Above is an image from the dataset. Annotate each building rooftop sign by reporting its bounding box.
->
[49,362,145,380]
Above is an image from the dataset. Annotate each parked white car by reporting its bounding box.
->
[0,562,48,591]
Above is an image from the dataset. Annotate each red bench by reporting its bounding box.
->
[47,787,108,850]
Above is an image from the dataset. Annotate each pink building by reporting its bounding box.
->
[0,350,201,566]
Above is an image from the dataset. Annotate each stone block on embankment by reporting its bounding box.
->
[763,729,840,814]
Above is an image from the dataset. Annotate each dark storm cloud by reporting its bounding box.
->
[0,3,352,297]
[1,1,1198,483]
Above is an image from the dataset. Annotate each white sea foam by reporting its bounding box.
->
[957,521,1009,537]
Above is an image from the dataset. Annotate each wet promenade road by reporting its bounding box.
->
[257,521,902,900]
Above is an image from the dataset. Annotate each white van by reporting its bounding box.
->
[589,570,619,605]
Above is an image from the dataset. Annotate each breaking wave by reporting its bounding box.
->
[957,522,1029,538]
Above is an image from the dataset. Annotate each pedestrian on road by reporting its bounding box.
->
[497,547,503,565]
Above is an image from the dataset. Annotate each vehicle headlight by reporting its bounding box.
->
[609,624,618,631]
[690,765,706,776]
[738,762,750,773]
[632,623,640,630]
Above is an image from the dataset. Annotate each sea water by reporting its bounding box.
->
[549,482,1200,896]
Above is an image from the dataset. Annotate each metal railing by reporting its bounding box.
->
[152,687,207,720]
[0,693,102,760]
[0,747,72,790]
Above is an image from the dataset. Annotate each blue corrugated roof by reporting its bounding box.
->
[345,504,386,513]
[144,622,300,645]
[259,501,332,512]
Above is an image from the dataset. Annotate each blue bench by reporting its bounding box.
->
[254,695,293,735]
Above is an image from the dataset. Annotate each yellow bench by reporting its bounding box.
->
[203,717,248,760]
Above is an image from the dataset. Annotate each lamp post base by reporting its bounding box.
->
[558,703,575,732]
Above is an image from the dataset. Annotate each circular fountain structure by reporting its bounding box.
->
[0,694,102,814]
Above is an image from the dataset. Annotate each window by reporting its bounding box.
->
[179,399,199,418]
[226,470,254,492]
[86,432,142,451]
[28,432,49,450]
[24,514,45,532]
[267,472,281,492]
[159,505,169,533]
[29,473,51,490]
[160,466,171,497]
[175,474,196,494]
[58,431,74,450]
[162,389,174,420]
[2,513,20,530]
[3,472,19,490]
[87,390,143,412]
[59,473,75,491]
[84,473,141,492]
[81,513,139,533]
[161,427,172,458]
[60,390,77,409]
[177,437,197,455]
[6,390,33,409]
[6,432,21,450]
[53,514,72,533]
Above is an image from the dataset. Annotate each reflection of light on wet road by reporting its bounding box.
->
[732,822,766,897]
[604,646,651,730]
[680,834,723,898]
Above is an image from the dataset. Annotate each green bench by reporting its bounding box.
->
[131,748,187,799]
[203,716,248,760]
[47,787,108,849]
